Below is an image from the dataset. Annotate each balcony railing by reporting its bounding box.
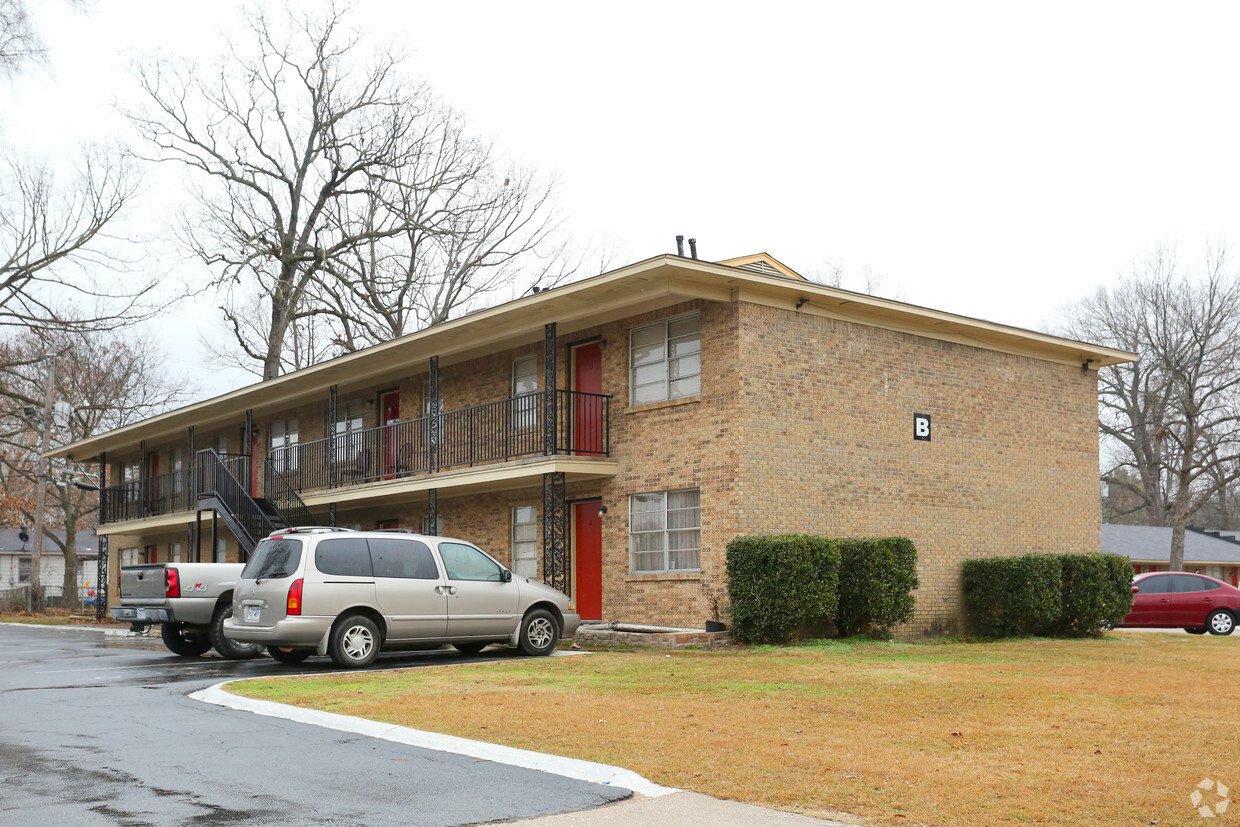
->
[100,454,250,525]
[98,391,609,525]
[269,388,610,494]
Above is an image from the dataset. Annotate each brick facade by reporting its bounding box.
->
[84,255,1114,638]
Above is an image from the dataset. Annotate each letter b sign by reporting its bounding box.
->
[913,413,931,441]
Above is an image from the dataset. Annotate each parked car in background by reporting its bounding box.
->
[1118,572,1240,635]
[223,527,581,668]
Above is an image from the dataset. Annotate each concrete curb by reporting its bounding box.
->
[191,680,679,799]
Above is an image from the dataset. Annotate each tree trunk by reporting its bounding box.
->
[1169,522,1186,572]
[61,520,78,609]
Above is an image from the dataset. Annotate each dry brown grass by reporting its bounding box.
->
[230,633,1240,826]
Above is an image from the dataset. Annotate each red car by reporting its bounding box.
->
[1119,572,1239,635]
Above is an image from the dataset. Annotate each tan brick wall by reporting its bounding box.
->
[733,302,1101,637]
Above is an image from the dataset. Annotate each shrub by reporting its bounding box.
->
[964,552,1136,637]
[1053,553,1135,636]
[963,554,1062,636]
[726,535,839,644]
[835,537,919,638]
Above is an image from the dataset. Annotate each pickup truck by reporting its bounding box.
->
[110,563,262,659]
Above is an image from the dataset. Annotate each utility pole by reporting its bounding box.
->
[30,356,56,612]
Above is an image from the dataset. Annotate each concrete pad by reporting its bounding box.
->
[501,791,863,826]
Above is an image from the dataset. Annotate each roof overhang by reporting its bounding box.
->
[52,253,1134,461]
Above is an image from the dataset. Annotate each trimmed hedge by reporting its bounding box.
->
[964,552,1134,637]
[726,535,839,644]
[836,537,920,639]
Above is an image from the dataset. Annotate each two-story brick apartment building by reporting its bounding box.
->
[51,252,1132,636]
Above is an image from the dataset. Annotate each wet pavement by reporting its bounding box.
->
[0,623,629,825]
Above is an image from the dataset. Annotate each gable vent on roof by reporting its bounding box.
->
[736,261,783,277]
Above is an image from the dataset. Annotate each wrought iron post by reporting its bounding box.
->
[429,356,440,471]
[244,409,254,494]
[95,534,109,622]
[543,323,557,455]
[542,471,568,594]
[427,488,438,535]
[328,502,337,527]
[138,439,147,518]
[95,452,108,621]
[328,384,338,488]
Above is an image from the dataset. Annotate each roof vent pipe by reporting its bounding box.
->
[688,238,698,259]
[676,235,685,256]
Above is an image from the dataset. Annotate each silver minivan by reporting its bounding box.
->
[222,527,580,668]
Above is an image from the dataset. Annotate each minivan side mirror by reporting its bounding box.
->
[501,569,513,583]
[1131,585,1140,594]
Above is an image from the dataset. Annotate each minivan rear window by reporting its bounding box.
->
[369,538,439,579]
[315,538,374,577]
[242,538,303,580]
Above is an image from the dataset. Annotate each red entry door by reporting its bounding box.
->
[574,501,603,620]
[146,452,160,508]
[573,342,603,455]
[381,391,400,476]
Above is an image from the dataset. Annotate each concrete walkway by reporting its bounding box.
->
[509,792,860,825]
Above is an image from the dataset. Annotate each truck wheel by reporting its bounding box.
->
[518,608,559,656]
[210,605,263,660]
[161,622,212,657]
[329,614,381,668]
[267,646,313,665]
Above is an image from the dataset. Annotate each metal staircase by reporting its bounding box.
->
[194,449,322,557]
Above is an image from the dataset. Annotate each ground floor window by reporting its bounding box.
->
[169,542,182,563]
[119,548,140,567]
[17,556,30,583]
[629,488,700,573]
[512,505,537,577]
[214,537,227,563]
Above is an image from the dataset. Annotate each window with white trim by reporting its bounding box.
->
[629,488,701,573]
[270,418,299,472]
[630,313,700,405]
[512,355,538,429]
[334,400,365,461]
[511,505,538,577]
[169,542,182,564]
[214,537,227,563]
[119,547,141,568]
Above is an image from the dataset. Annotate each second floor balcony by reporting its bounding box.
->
[99,388,611,525]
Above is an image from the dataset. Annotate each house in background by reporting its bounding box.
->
[1102,523,1240,586]
[0,528,100,608]
[49,250,1131,636]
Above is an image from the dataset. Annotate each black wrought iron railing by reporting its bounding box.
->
[99,468,192,524]
[269,388,610,493]
[194,449,277,548]
[263,459,322,528]
[98,390,610,523]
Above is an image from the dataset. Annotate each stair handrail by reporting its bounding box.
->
[194,448,277,549]
[262,458,323,528]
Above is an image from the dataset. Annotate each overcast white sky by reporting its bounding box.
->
[8,1,1240,399]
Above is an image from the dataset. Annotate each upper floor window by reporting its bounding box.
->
[334,401,365,461]
[270,418,299,472]
[629,488,701,574]
[512,355,538,429]
[630,313,700,405]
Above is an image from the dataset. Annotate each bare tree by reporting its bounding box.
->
[127,3,568,379]
[0,327,189,606]
[810,257,906,300]
[0,0,46,78]
[1062,243,1240,570]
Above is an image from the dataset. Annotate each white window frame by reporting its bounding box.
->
[629,312,701,406]
[169,542,182,564]
[119,548,141,568]
[629,488,701,574]
[333,400,365,461]
[511,505,538,578]
[512,355,539,429]
[270,418,300,472]
[214,537,227,563]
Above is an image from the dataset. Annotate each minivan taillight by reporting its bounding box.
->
[287,578,303,616]
[165,568,180,598]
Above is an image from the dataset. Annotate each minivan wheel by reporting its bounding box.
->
[1207,610,1236,636]
[160,622,212,657]
[518,609,559,657]
[330,614,381,668]
[267,645,312,665]
[453,642,488,656]
[210,605,263,660]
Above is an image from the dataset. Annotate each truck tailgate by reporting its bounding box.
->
[119,564,168,601]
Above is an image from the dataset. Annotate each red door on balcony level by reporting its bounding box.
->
[381,390,400,478]
[146,452,160,510]
[574,500,602,620]
[572,341,603,455]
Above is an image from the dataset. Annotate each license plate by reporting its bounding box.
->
[245,605,261,622]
